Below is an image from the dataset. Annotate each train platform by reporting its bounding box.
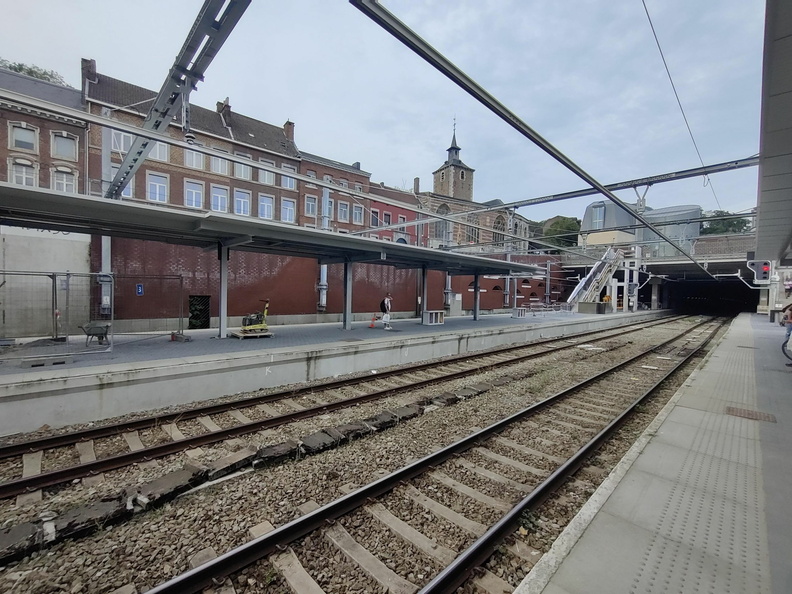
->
[516,312,791,594]
[0,308,667,437]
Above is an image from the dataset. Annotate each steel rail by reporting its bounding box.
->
[144,319,720,593]
[0,315,682,460]
[419,320,725,593]
[0,316,684,499]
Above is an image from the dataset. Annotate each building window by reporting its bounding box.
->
[320,197,334,221]
[147,172,168,203]
[258,194,274,219]
[234,153,252,180]
[234,188,251,216]
[354,183,362,192]
[434,204,450,241]
[150,141,169,162]
[370,209,380,227]
[11,160,36,186]
[493,216,506,246]
[52,133,77,161]
[383,212,392,226]
[592,204,605,230]
[112,131,134,154]
[322,174,333,184]
[305,195,317,217]
[53,168,76,193]
[398,215,407,231]
[338,178,348,188]
[258,159,275,185]
[211,185,229,212]
[10,123,37,152]
[281,198,296,223]
[440,171,445,182]
[111,164,133,198]
[306,170,317,186]
[185,180,204,209]
[338,201,349,222]
[211,149,229,175]
[460,170,465,180]
[353,204,364,225]
[466,214,480,243]
[185,149,204,169]
[281,165,296,190]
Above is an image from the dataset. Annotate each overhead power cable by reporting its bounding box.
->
[351,0,718,280]
[641,0,722,209]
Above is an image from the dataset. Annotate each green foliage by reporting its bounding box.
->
[0,58,73,88]
[543,217,580,247]
[700,210,751,235]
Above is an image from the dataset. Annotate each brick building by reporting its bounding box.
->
[0,61,568,332]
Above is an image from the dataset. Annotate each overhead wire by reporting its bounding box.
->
[641,0,723,209]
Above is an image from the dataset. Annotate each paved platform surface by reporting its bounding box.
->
[517,313,791,594]
[0,309,590,375]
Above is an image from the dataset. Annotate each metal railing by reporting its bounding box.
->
[0,271,114,361]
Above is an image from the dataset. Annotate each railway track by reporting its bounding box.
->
[137,317,724,594]
[0,315,688,501]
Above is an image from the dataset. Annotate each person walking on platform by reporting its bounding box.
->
[380,293,393,330]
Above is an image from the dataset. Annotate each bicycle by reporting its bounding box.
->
[783,338,792,366]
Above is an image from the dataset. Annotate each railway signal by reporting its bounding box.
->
[746,260,772,282]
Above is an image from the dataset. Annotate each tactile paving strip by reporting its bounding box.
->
[629,329,771,594]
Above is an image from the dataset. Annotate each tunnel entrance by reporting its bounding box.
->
[664,278,759,316]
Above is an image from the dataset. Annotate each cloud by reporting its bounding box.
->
[0,0,765,222]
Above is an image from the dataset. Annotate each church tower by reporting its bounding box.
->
[432,129,475,201]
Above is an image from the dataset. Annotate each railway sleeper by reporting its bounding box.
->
[0,385,488,564]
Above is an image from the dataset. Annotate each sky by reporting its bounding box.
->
[1,0,766,223]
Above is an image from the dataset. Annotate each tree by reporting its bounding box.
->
[0,58,73,88]
[700,210,751,235]
[543,217,580,248]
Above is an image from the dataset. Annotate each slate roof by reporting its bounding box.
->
[85,72,300,158]
[300,151,371,177]
[0,68,83,110]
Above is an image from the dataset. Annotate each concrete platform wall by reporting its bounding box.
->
[0,311,667,436]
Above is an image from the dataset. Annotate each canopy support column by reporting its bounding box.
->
[342,261,353,330]
[218,245,229,338]
[473,273,481,321]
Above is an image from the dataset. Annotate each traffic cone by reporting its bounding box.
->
[369,316,376,328]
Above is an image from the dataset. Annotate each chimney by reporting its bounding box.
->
[283,120,295,142]
[81,58,97,83]
[413,177,420,194]
[216,97,232,121]
[80,58,98,102]
[352,161,361,169]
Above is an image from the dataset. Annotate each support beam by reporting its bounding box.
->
[473,274,481,321]
[421,265,429,324]
[342,262,353,330]
[218,245,229,338]
[351,0,717,279]
[105,0,251,199]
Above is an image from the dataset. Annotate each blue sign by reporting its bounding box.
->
[136,284,144,296]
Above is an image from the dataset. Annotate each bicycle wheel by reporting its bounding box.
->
[783,339,792,362]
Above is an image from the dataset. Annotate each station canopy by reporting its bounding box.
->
[0,182,544,277]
